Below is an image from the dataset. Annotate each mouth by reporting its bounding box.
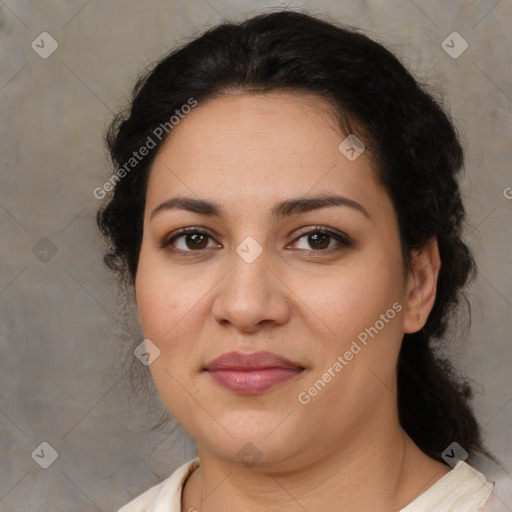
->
[203,351,306,394]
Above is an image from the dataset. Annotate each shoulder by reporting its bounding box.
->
[400,461,494,511]
[117,458,200,512]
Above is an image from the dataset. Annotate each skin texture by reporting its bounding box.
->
[135,91,449,512]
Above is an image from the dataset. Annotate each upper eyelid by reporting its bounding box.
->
[293,225,349,238]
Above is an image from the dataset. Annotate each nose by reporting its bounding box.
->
[211,248,291,333]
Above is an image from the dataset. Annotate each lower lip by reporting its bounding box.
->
[207,368,304,394]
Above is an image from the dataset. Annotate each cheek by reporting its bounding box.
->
[298,250,406,390]
[135,249,180,344]
[299,264,405,407]
[134,250,214,375]
[307,254,403,333]
[135,281,191,355]
[135,262,198,415]
[135,246,189,330]
[135,267,164,338]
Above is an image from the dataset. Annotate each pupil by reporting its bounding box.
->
[309,233,329,249]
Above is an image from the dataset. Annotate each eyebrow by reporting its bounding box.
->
[150,193,369,221]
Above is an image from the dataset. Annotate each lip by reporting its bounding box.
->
[204,351,305,394]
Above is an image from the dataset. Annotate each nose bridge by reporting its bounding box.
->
[226,239,272,304]
[212,238,290,329]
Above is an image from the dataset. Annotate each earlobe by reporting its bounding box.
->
[403,238,441,334]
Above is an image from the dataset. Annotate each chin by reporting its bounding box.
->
[192,411,306,466]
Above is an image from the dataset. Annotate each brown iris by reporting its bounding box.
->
[186,233,209,250]
[308,232,330,250]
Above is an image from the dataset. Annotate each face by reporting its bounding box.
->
[135,91,413,470]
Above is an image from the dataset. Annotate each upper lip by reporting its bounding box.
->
[204,351,304,371]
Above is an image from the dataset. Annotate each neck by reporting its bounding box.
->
[182,423,450,512]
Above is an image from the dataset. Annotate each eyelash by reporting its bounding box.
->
[160,226,353,256]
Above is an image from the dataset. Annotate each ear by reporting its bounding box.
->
[403,237,441,334]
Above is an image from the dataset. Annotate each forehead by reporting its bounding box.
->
[157,91,343,157]
[146,91,386,215]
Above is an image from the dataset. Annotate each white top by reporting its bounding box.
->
[117,458,494,512]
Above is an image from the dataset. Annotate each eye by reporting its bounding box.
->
[290,227,352,252]
[162,228,221,253]
[161,226,352,255]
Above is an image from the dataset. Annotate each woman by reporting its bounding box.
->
[97,10,496,511]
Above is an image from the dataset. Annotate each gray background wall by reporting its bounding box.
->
[0,0,511,510]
